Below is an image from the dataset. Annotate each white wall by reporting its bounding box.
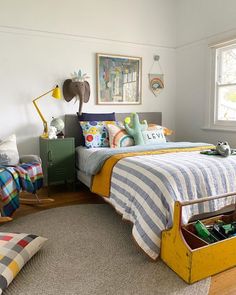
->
[0,0,177,155]
[176,0,236,146]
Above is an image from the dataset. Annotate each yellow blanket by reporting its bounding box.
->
[91,146,214,197]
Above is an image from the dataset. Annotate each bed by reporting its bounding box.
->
[65,112,236,260]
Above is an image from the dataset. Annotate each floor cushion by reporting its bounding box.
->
[0,232,47,294]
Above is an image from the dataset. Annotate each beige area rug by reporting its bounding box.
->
[1,204,210,295]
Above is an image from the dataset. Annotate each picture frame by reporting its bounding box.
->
[96,53,142,105]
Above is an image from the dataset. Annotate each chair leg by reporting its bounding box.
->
[20,193,54,205]
[0,216,13,223]
[0,193,13,223]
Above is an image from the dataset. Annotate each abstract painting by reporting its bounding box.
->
[96,53,142,104]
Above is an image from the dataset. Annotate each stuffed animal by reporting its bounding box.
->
[201,141,236,157]
[124,113,148,145]
[215,141,231,157]
[48,126,57,139]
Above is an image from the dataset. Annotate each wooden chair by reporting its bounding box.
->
[18,155,54,205]
[0,155,54,223]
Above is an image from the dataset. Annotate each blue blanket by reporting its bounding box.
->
[84,142,213,175]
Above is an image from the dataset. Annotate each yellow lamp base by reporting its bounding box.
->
[40,132,48,139]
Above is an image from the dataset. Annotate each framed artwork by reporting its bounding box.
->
[96,53,142,105]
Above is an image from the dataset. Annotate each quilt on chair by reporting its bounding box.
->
[0,163,43,216]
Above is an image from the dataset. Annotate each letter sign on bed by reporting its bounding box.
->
[142,128,166,145]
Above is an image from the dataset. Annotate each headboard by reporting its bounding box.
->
[65,112,162,147]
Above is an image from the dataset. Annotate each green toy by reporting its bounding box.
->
[194,220,218,244]
[194,219,236,243]
[124,113,148,145]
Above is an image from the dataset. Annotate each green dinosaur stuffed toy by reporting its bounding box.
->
[124,113,148,145]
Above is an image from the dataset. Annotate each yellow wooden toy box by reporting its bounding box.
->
[161,192,236,284]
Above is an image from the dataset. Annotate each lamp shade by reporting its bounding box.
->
[52,85,61,99]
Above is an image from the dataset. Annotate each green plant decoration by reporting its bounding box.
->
[124,113,148,145]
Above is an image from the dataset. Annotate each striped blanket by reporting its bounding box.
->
[0,163,43,216]
[105,151,236,260]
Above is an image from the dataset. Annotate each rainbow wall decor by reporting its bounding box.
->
[149,74,164,96]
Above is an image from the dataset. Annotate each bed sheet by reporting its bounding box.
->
[75,146,110,173]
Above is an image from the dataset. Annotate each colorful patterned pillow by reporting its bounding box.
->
[107,123,134,148]
[0,232,47,294]
[80,121,116,148]
[77,113,116,146]
[0,134,19,165]
[142,126,166,145]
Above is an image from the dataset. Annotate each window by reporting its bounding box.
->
[209,41,236,130]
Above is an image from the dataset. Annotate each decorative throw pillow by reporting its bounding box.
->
[77,113,116,146]
[0,134,19,165]
[80,121,116,148]
[77,112,116,121]
[142,127,166,145]
[148,124,173,136]
[107,123,134,148]
[0,232,47,294]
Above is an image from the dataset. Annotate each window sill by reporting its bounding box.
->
[202,126,236,132]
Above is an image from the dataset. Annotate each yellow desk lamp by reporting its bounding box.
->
[33,85,61,138]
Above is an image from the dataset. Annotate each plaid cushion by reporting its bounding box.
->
[0,232,47,294]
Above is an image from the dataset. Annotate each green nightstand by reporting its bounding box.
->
[40,137,75,188]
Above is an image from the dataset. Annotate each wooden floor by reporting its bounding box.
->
[7,185,236,295]
[13,184,104,219]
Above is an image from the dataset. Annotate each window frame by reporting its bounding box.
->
[207,40,236,131]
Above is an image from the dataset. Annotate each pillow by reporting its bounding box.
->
[80,121,116,148]
[0,232,47,294]
[77,113,116,146]
[142,127,166,145]
[148,124,173,136]
[0,134,19,165]
[77,112,116,121]
[107,123,134,148]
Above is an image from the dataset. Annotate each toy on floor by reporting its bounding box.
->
[124,113,148,145]
[194,220,218,243]
[194,219,236,243]
[200,141,236,157]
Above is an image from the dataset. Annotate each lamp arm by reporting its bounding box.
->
[33,99,47,124]
[33,88,55,137]
[34,88,55,101]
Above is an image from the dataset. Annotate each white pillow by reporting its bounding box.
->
[0,134,19,165]
[142,127,166,145]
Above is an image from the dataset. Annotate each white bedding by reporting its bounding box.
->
[75,146,109,173]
